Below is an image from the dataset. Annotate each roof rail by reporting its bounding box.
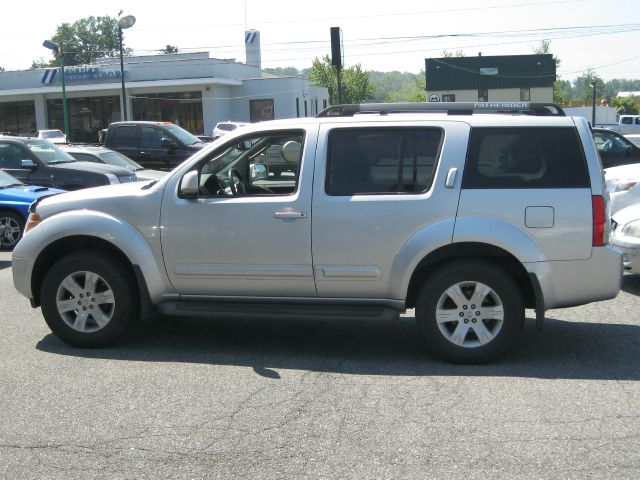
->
[316,102,566,118]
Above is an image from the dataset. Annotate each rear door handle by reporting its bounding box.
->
[445,167,458,188]
[274,210,307,219]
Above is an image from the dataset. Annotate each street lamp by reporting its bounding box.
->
[591,81,597,126]
[42,40,69,139]
[118,13,136,121]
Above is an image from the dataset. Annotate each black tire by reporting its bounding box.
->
[415,260,524,364]
[0,210,25,251]
[40,251,139,347]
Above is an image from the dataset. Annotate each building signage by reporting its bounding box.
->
[480,67,499,76]
[41,67,124,84]
[429,94,441,102]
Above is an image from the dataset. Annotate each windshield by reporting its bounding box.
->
[25,139,76,165]
[100,151,144,170]
[41,130,65,139]
[0,169,24,188]
[164,124,202,146]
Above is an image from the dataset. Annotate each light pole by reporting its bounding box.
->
[42,40,69,139]
[117,13,136,121]
[591,81,597,126]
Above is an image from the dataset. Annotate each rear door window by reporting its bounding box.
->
[462,127,590,189]
[110,126,138,147]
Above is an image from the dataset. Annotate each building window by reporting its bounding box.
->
[0,101,36,135]
[296,98,300,118]
[314,99,318,115]
[478,89,488,102]
[250,99,274,122]
[520,88,530,101]
[442,94,455,102]
[131,91,203,134]
[323,99,328,109]
[47,96,119,143]
[304,100,308,117]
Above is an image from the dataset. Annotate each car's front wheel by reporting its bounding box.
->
[0,211,25,250]
[416,260,524,363]
[40,251,138,347]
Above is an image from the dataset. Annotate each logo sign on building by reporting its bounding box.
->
[480,67,499,76]
[429,94,441,102]
[41,69,59,84]
[41,67,123,84]
[245,31,258,44]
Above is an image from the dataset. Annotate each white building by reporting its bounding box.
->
[0,33,328,142]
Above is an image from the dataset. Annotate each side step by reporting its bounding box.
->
[157,301,400,322]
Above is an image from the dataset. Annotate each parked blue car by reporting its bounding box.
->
[0,170,65,250]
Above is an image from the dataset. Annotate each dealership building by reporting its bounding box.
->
[0,31,329,143]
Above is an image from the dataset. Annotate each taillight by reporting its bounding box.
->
[592,195,605,246]
[24,212,42,234]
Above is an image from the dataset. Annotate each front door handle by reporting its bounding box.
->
[274,210,307,219]
[445,167,458,188]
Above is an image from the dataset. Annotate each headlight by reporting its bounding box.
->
[24,212,42,234]
[621,220,640,237]
[104,173,120,184]
[607,179,638,193]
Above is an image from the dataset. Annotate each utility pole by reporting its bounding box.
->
[330,27,343,104]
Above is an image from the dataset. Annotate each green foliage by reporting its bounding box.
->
[263,66,310,78]
[37,16,132,67]
[442,50,465,58]
[574,69,606,105]
[309,56,374,104]
[368,70,425,102]
[161,45,179,54]
[611,97,639,115]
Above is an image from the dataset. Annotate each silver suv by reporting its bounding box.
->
[12,102,622,363]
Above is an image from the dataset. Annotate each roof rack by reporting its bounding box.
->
[316,102,566,118]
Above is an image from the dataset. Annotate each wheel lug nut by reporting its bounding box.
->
[82,307,87,311]
[92,298,96,302]
[79,294,84,298]
[77,301,82,305]
[463,305,468,310]
[471,304,476,309]
[459,312,464,317]
[86,292,90,296]
[476,311,481,316]
[464,319,469,324]
[472,319,477,323]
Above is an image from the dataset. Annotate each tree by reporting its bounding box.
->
[611,96,639,115]
[309,56,374,104]
[161,45,179,54]
[36,16,132,67]
[574,69,605,106]
[442,50,465,58]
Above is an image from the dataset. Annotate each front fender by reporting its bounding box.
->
[12,209,170,302]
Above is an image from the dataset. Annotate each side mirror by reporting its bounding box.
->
[180,170,200,198]
[625,145,633,157]
[250,163,268,182]
[21,159,37,170]
[238,140,252,150]
[161,137,177,149]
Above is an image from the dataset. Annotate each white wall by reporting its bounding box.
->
[427,87,553,102]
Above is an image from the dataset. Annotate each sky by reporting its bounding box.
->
[1,0,639,83]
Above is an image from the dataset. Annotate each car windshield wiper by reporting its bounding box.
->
[48,160,76,165]
[4,183,24,188]
[141,180,159,190]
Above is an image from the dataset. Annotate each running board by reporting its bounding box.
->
[157,301,400,322]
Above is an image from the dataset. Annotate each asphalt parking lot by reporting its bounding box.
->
[0,249,639,479]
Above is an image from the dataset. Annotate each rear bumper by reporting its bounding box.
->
[525,246,622,309]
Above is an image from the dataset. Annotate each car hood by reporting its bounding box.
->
[135,169,168,181]
[0,184,66,203]
[605,163,640,180]
[50,161,134,176]
[612,203,640,226]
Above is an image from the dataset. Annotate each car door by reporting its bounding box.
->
[311,121,465,300]
[160,127,317,297]
[0,142,50,186]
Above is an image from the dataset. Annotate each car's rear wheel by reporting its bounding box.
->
[0,211,24,250]
[40,251,138,347]
[415,260,524,363]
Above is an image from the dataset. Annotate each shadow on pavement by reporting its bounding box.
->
[621,273,640,296]
[0,260,11,270]
[36,310,640,381]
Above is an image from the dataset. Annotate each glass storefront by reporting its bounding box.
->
[0,101,36,135]
[47,96,120,143]
[131,91,203,134]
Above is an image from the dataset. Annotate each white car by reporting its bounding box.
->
[611,203,640,274]
[211,121,248,140]
[605,163,640,214]
[36,129,67,144]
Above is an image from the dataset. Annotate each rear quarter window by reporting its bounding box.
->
[110,126,138,147]
[462,127,590,189]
